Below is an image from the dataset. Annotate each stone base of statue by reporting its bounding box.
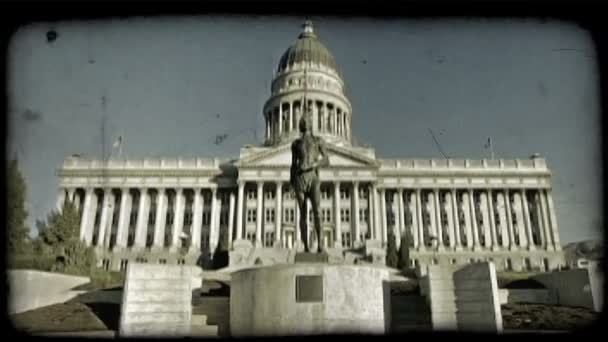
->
[294,252,329,263]
[230,264,391,336]
[364,240,387,265]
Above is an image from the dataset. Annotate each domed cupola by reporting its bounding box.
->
[263,21,353,147]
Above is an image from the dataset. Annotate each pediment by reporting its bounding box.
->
[236,144,378,168]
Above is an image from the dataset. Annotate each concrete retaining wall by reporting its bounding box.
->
[532,268,596,310]
[8,270,90,315]
[498,289,558,305]
[119,263,202,337]
[427,263,502,332]
[230,264,391,336]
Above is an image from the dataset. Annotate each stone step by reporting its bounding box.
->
[123,312,190,325]
[121,323,191,337]
[391,324,432,332]
[191,314,208,326]
[124,301,191,314]
[190,325,219,337]
[127,279,191,291]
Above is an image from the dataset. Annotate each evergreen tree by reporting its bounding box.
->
[386,233,399,268]
[7,159,29,254]
[38,200,96,274]
[39,200,81,248]
[398,231,412,272]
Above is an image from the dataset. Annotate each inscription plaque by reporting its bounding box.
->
[295,275,323,303]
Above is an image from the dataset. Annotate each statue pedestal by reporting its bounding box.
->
[230,264,391,336]
[294,252,329,263]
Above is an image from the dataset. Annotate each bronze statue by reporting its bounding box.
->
[290,112,329,253]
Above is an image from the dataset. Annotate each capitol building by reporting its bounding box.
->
[56,22,565,273]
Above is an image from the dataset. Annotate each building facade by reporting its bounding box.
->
[56,22,565,272]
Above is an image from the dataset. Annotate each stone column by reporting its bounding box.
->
[209,187,220,252]
[228,190,236,249]
[333,108,338,135]
[462,191,473,249]
[256,182,263,247]
[352,181,360,246]
[486,190,499,250]
[380,188,388,245]
[512,191,527,249]
[236,181,245,241]
[539,190,554,251]
[334,182,342,247]
[427,191,437,248]
[479,191,491,249]
[416,189,424,250]
[546,189,561,250]
[67,188,76,203]
[505,190,517,251]
[469,190,481,251]
[56,188,66,211]
[451,190,462,250]
[371,184,382,244]
[97,188,113,248]
[275,182,283,247]
[397,189,405,247]
[533,192,546,248]
[433,189,443,250]
[171,188,185,249]
[408,192,419,249]
[391,191,399,245]
[496,191,509,248]
[79,189,95,245]
[295,198,301,249]
[445,191,456,250]
[368,183,375,240]
[152,188,167,249]
[134,188,150,248]
[278,104,283,137]
[521,190,535,250]
[190,188,203,251]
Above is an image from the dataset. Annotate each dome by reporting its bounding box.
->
[277,21,339,75]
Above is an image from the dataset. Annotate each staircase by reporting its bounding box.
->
[192,297,230,337]
[390,294,432,332]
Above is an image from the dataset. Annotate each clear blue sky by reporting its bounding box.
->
[7,16,602,244]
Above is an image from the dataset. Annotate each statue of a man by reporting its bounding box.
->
[290,113,329,253]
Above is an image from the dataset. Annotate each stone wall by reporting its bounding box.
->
[8,270,90,315]
[426,263,503,332]
[118,263,202,337]
[230,264,390,336]
[498,289,558,305]
[532,267,598,311]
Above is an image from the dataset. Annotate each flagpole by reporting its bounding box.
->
[490,136,494,160]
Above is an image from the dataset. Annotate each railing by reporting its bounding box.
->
[62,157,234,170]
[378,158,548,171]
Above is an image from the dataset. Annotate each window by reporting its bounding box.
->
[166,212,174,226]
[264,232,275,247]
[184,212,193,226]
[340,189,350,200]
[177,259,185,265]
[341,232,352,248]
[265,209,275,223]
[359,188,368,199]
[247,190,256,200]
[120,259,128,271]
[321,188,330,200]
[159,259,167,265]
[246,232,255,242]
[388,212,396,226]
[284,209,295,223]
[360,209,368,223]
[340,209,350,222]
[265,191,275,200]
[247,209,257,223]
[202,212,210,225]
[322,209,331,223]
[220,211,229,225]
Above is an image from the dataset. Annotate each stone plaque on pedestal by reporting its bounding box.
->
[294,252,329,263]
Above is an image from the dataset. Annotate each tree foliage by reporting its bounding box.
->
[36,200,96,275]
[386,233,399,268]
[7,159,30,254]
